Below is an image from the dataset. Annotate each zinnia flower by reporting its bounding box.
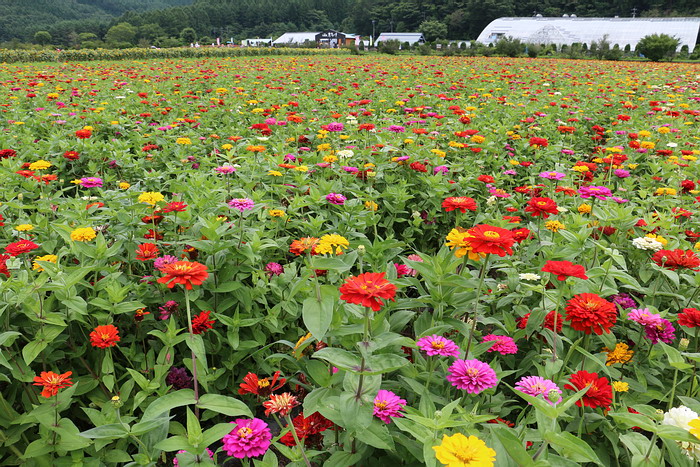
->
[541,260,588,281]
[446,359,498,394]
[265,262,284,277]
[70,227,96,242]
[154,255,178,271]
[678,308,700,328]
[416,335,460,357]
[157,261,209,290]
[524,197,558,219]
[445,227,483,260]
[578,186,612,200]
[5,239,39,256]
[79,177,103,187]
[191,310,215,334]
[465,224,516,257]
[315,234,349,255]
[163,201,188,213]
[325,193,346,205]
[662,406,700,461]
[135,243,159,261]
[262,392,299,417]
[289,237,319,256]
[565,293,617,335]
[90,324,120,348]
[228,198,255,212]
[603,342,634,365]
[166,367,193,389]
[645,318,675,344]
[138,191,164,206]
[564,370,612,410]
[433,433,496,467]
[373,390,407,424]
[442,196,477,213]
[222,418,271,459]
[339,272,397,311]
[33,371,73,398]
[279,412,333,448]
[482,334,518,355]
[238,371,286,397]
[652,249,700,271]
[514,376,562,405]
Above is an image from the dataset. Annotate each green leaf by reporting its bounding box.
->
[313,347,361,372]
[660,342,693,370]
[79,423,129,439]
[186,407,203,447]
[339,391,372,431]
[155,435,193,452]
[22,340,48,366]
[543,431,603,465]
[488,424,535,466]
[196,394,252,417]
[355,420,395,450]
[201,423,237,448]
[130,413,172,436]
[0,331,21,347]
[302,295,335,341]
[364,354,409,374]
[186,334,207,368]
[141,389,196,422]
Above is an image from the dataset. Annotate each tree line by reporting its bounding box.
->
[2,0,699,49]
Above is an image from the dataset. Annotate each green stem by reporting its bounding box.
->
[644,433,658,460]
[577,403,585,437]
[689,328,700,397]
[551,283,564,362]
[184,289,200,418]
[667,368,679,411]
[286,414,312,467]
[464,254,490,356]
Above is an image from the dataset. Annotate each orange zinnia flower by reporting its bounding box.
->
[441,196,477,213]
[90,324,120,348]
[465,224,516,257]
[339,272,397,311]
[289,237,319,256]
[33,371,73,398]
[135,243,159,261]
[157,261,209,289]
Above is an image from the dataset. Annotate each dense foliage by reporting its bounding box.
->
[2,0,700,48]
[1,55,700,467]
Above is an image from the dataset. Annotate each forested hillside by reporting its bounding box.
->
[2,0,699,46]
[0,0,192,42]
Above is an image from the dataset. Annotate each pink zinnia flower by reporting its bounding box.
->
[645,318,676,344]
[539,171,566,180]
[627,308,662,327]
[215,165,236,174]
[326,122,344,132]
[578,186,612,200]
[265,262,284,277]
[325,193,346,205]
[228,198,255,212]
[514,376,562,405]
[394,263,411,277]
[80,177,103,187]
[154,255,178,271]
[406,254,423,276]
[222,418,271,459]
[373,390,407,424]
[482,334,518,355]
[416,335,460,357]
[446,359,498,394]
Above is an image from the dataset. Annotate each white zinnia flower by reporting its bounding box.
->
[663,406,700,461]
[519,273,541,281]
[632,237,663,252]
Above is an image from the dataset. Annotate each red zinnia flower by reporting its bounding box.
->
[262,392,299,417]
[409,161,427,172]
[280,412,334,447]
[75,129,92,139]
[157,261,209,289]
[63,150,80,160]
[678,308,700,328]
[0,254,10,278]
[477,174,494,183]
[524,197,558,219]
[518,310,563,333]
[135,243,159,261]
[564,370,612,410]
[239,371,286,397]
[163,201,188,213]
[529,137,549,148]
[541,260,588,281]
[652,249,700,271]
[5,239,39,257]
[90,324,120,348]
[339,272,397,311]
[191,310,215,334]
[565,293,617,335]
[0,149,17,159]
[442,196,477,213]
[33,371,73,398]
[511,227,532,243]
[465,224,516,257]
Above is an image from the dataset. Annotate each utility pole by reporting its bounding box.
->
[631,7,638,18]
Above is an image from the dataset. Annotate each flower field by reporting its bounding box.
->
[1,55,700,466]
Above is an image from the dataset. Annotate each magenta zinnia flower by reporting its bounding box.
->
[265,262,284,277]
[539,171,566,180]
[627,308,662,327]
[645,318,676,344]
[80,177,103,187]
[482,334,518,355]
[446,359,498,394]
[578,186,612,200]
[514,376,562,405]
[373,390,407,424]
[228,198,255,212]
[416,334,460,357]
[222,418,271,459]
[325,193,346,205]
[326,122,344,132]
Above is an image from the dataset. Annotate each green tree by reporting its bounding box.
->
[636,33,680,61]
[180,27,197,45]
[105,22,137,47]
[33,31,52,45]
[419,20,447,42]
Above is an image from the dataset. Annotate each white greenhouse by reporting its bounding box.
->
[476,17,700,51]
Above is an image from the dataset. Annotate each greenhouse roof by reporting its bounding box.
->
[272,32,319,45]
[376,33,426,45]
[476,17,700,50]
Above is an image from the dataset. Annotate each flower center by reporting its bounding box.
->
[431,341,446,350]
[258,379,270,388]
[483,231,500,239]
[101,333,111,340]
[237,427,253,438]
[375,401,387,409]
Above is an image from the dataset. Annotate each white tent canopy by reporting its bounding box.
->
[477,17,700,51]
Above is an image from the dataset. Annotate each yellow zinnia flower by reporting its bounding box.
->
[689,418,700,440]
[29,160,52,171]
[445,228,484,261]
[612,381,630,392]
[603,343,634,366]
[119,182,131,190]
[138,192,164,206]
[365,201,378,211]
[433,433,496,467]
[268,209,285,217]
[545,221,565,232]
[33,254,58,271]
[15,224,34,231]
[315,234,349,255]
[176,137,192,145]
[70,227,96,242]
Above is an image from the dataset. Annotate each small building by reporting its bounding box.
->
[375,32,426,46]
[272,32,319,47]
[476,17,700,51]
[241,38,272,47]
[315,30,356,48]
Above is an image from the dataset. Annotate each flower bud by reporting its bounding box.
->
[679,338,690,351]
[357,245,366,256]
[110,395,123,409]
[548,390,562,404]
